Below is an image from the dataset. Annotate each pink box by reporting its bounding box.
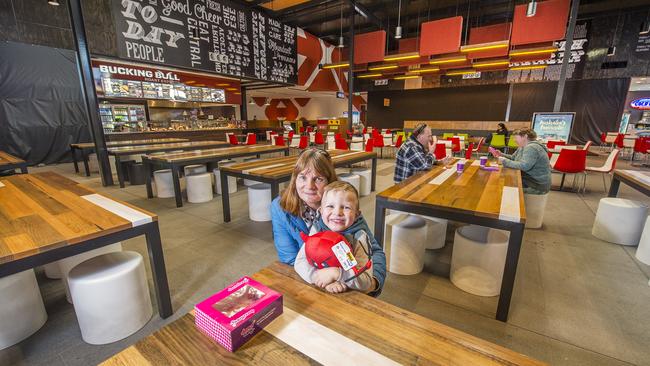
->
[194,276,283,352]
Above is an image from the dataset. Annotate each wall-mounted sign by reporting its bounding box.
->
[374,79,388,86]
[531,112,575,143]
[631,98,650,110]
[111,0,297,84]
[383,98,390,107]
[462,72,481,79]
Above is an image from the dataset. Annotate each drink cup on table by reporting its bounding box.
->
[480,156,488,166]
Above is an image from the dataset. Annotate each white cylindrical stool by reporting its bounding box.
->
[350,168,371,196]
[248,183,272,222]
[43,262,62,279]
[88,153,100,173]
[338,173,360,194]
[186,173,213,203]
[636,216,650,265]
[419,215,448,250]
[592,198,648,246]
[0,270,47,350]
[214,160,237,195]
[184,164,207,176]
[384,214,427,275]
[243,157,259,186]
[524,193,549,229]
[450,225,509,297]
[69,251,152,345]
[59,243,123,303]
[154,169,174,198]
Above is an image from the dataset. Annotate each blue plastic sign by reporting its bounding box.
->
[630,98,650,110]
[531,112,575,143]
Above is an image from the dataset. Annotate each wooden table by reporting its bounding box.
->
[70,138,188,177]
[0,172,172,318]
[101,262,545,366]
[374,158,526,322]
[142,144,289,207]
[108,141,230,188]
[608,169,650,197]
[219,150,377,222]
[0,151,28,174]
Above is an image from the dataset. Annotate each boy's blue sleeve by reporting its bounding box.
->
[271,198,300,265]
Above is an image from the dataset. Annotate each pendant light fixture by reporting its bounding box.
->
[609,12,622,57]
[337,4,345,48]
[249,98,255,105]
[395,0,403,39]
[640,10,650,35]
[526,0,537,17]
[264,98,271,106]
[47,0,60,5]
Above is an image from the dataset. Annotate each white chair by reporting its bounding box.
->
[384,214,427,275]
[326,135,336,150]
[338,173,360,194]
[265,130,272,141]
[186,173,213,203]
[592,198,648,246]
[309,132,316,144]
[225,132,234,142]
[88,153,100,173]
[549,154,559,169]
[184,164,207,176]
[524,193,549,229]
[450,225,509,297]
[350,167,371,196]
[0,270,47,350]
[586,149,619,193]
[154,169,174,198]
[419,215,447,250]
[243,157,260,186]
[363,133,370,143]
[636,216,650,265]
[289,136,300,148]
[244,133,255,145]
[350,137,364,152]
[214,160,238,195]
[68,251,152,345]
[58,243,123,303]
[248,184,272,222]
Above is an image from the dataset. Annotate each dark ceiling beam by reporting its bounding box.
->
[275,0,342,17]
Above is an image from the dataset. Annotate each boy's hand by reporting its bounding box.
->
[312,267,341,288]
[325,282,347,293]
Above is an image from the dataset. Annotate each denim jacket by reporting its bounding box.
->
[270,197,387,296]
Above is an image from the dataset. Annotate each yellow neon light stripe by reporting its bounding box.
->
[461,44,509,53]
[357,73,383,78]
[509,65,547,71]
[394,75,420,80]
[322,63,350,69]
[368,65,398,71]
[429,57,466,65]
[509,48,558,56]
[384,54,421,61]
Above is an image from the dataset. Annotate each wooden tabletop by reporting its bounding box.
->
[101,262,545,366]
[107,141,229,156]
[0,172,157,264]
[71,138,189,149]
[144,144,286,164]
[0,151,25,167]
[611,169,650,196]
[219,150,376,180]
[377,158,526,223]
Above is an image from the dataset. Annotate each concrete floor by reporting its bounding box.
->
[1,150,650,366]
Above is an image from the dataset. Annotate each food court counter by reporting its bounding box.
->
[105,128,243,142]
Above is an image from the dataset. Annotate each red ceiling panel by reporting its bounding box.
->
[353,30,386,64]
[511,0,570,46]
[399,38,419,53]
[467,23,511,59]
[419,16,463,56]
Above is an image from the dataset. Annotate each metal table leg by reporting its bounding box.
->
[144,221,173,318]
[221,170,231,223]
[371,157,377,191]
[496,223,525,322]
[71,146,79,173]
[82,149,91,177]
[171,165,183,208]
[144,159,154,199]
[115,155,125,188]
[608,176,621,197]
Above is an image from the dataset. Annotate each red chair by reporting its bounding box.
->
[447,137,461,155]
[288,131,294,142]
[386,129,391,134]
[314,131,325,146]
[245,133,256,145]
[547,140,566,150]
[362,127,367,134]
[434,143,447,160]
[346,130,353,138]
[299,127,305,134]
[373,136,385,158]
[228,134,239,145]
[614,133,624,149]
[335,133,342,141]
[364,138,374,152]
[586,149,620,192]
[553,148,587,192]
[465,143,474,160]
[633,137,650,162]
[470,137,484,158]
[274,135,285,146]
[298,135,309,149]
[600,132,607,147]
[335,138,349,150]
[394,134,404,149]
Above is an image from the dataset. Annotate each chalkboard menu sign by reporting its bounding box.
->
[111,0,297,84]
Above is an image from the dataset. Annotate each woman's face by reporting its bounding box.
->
[295,167,328,209]
[515,134,528,146]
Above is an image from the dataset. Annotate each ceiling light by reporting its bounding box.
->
[337,4,345,48]
[264,98,271,106]
[321,62,350,69]
[636,81,643,84]
[509,47,558,57]
[384,52,420,62]
[368,64,399,71]
[395,26,403,39]
[47,0,60,5]
[410,67,440,73]
[446,69,477,76]
[641,22,650,35]
[429,56,467,65]
[357,73,383,78]
[460,41,509,53]
[395,0,403,39]
[473,60,510,68]
[394,75,420,80]
[217,83,229,86]
[509,65,547,71]
[607,46,616,56]
[526,0,537,17]
[226,87,238,91]
[338,36,345,48]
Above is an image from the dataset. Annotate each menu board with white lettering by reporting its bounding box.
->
[111,0,297,84]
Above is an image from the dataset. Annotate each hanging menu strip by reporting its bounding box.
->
[111,0,297,84]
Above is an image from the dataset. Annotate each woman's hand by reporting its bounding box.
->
[488,147,501,158]
[324,282,347,293]
[312,267,341,288]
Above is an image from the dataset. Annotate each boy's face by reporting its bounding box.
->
[320,190,358,232]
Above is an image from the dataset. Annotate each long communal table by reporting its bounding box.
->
[142,144,289,207]
[608,169,650,197]
[0,150,28,174]
[219,150,377,222]
[108,140,230,188]
[70,138,189,177]
[0,172,172,318]
[100,262,545,366]
[374,158,526,322]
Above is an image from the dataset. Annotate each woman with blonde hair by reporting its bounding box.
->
[270,148,386,295]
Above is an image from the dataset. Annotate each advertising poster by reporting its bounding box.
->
[531,112,575,142]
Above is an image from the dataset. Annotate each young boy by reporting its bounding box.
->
[294,181,376,294]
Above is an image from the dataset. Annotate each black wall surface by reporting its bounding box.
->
[368,78,630,144]
[0,42,90,164]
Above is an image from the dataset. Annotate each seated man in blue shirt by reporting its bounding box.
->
[394,123,451,183]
